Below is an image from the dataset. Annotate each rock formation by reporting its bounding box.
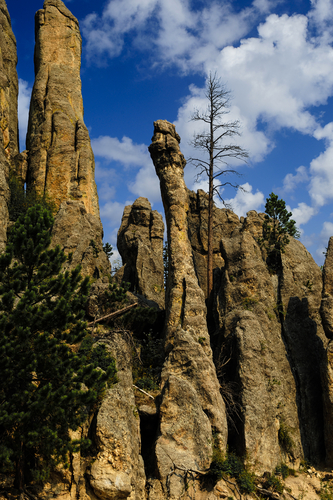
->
[320,236,333,465]
[116,197,165,308]
[0,0,19,249]
[187,190,327,471]
[26,0,110,277]
[3,0,333,497]
[27,0,99,216]
[88,332,146,500]
[149,120,228,498]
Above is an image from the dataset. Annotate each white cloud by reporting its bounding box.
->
[222,182,265,217]
[100,200,133,226]
[91,135,149,168]
[82,0,269,68]
[287,202,317,226]
[128,162,161,203]
[283,166,309,192]
[308,132,333,207]
[18,79,32,152]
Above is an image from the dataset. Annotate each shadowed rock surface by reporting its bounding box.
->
[26,0,99,216]
[149,120,228,498]
[320,237,333,465]
[116,197,165,308]
[187,192,326,470]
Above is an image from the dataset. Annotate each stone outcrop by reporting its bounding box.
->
[26,0,99,217]
[0,0,19,250]
[50,200,110,279]
[320,237,333,465]
[26,0,110,276]
[116,197,165,308]
[186,190,327,471]
[149,120,228,498]
[88,332,146,500]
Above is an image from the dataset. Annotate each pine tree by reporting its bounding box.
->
[259,193,300,268]
[0,205,114,489]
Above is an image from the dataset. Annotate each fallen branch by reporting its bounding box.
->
[133,384,155,399]
[87,303,138,326]
[256,486,281,500]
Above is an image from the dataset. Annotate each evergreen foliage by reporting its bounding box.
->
[259,192,300,257]
[0,205,114,489]
[103,242,113,259]
[209,450,255,493]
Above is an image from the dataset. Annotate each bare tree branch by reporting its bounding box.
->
[189,71,249,298]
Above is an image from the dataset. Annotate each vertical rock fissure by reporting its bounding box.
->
[180,277,186,328]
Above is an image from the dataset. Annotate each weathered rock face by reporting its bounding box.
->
[26,0,99,217]
[0,0,18,163]
[0,0,19,250]
[320,237,333,465]
[88,332,146,500]
[186,193,327,471]
[116,197,165,308]
[50,200,110,279]
[187,189,240,297]
[25,0,110,276]
[149,120,228,498]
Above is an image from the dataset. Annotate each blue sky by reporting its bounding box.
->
[8,0,333,266]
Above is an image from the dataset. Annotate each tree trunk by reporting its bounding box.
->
[14,442,24,490]
[207,94,214,300]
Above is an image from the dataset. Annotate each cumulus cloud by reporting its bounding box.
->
[18,79,32,152]
[91,135,149,168]
[84,0,333,250]
[283,166,309,192]
[287,202,317,226]
[221,183,265,217]
[306,124,333,208]
[128,163,161,203]
[81,0,271,68]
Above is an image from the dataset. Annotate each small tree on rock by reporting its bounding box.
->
[259,192,300,268]
[0,205,115,489]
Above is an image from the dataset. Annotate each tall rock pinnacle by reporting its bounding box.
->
[0,0,19,249]
[27,0,99,216]
[149,120,228,498]
[0,0,18,163]
[25,0,110,278]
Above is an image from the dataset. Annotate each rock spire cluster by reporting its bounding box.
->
[3,0,333,499]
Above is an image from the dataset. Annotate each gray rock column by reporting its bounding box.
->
[149,120,228,498]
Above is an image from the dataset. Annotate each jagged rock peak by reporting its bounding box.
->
[26,0,100,217]
[116,197,165,308]
[149,120,228,498]
[43,0,79,24]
